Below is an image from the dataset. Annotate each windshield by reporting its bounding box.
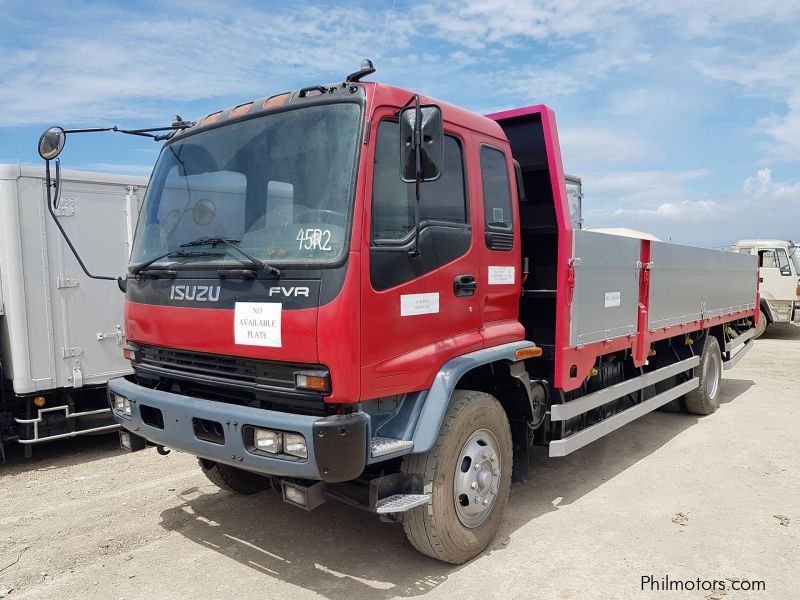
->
[130,102,361,269]
[791,246,800,274]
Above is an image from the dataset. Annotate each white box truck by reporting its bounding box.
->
[732,239,800,337]
[0,164,147,458]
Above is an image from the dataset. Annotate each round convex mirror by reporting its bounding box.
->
[38,126,66,161]
[193,198,216,225]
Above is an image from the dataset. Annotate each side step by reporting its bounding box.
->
[549,377,699,457]
[375,494,430,513]
[371,437,414,457]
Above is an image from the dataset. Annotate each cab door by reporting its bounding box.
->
[758,247,796,321]
[360,112,481,400]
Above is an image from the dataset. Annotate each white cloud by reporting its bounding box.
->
[81,163,154,176]
[0,3,403,126]
[583,167,799,246]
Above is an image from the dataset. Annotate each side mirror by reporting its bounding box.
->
[38,126,66,160]
[399,104,443,182]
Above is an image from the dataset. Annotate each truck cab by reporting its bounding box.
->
[733,239,800,337]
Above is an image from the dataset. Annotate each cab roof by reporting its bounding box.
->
[172,80,508,144]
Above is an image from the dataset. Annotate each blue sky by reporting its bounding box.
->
[1,0,798,246]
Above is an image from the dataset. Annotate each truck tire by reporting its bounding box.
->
[198,459,272,494]
[684,335,723,416]
[400,390,513,564]
[754,308,768,339]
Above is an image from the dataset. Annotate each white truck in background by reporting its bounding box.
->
[0,164,147,459]
[732,239,800,337]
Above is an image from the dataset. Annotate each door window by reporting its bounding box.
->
[372,121,467,241]
[370,120,470,290]
[480,146,513,250]
[776,248,792,275]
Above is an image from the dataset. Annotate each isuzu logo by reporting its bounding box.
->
[170,285,221,302]
[269,286,310,298]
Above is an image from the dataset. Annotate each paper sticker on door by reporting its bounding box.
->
[400,293,440,316]
[234,302,282,347]
[604,291,621,308]
[488,266,515,285]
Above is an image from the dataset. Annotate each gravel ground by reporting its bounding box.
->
[1,326,798,600]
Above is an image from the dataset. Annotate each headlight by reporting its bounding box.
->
[254,429,282,454]
[112,393,131,416]
[283,433,308,459]
[250,428,307,460]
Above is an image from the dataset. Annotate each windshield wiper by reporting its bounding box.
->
[180,237,280,277]
[130,250,225,275]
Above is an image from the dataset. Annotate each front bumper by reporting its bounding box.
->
[107,377,368,482]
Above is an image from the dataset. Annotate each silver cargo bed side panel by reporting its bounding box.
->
[570,230,640,347]
[648,243,757,330]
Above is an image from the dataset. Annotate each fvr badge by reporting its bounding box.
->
[234,302,282,347]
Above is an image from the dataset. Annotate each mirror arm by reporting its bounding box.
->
[44,159,126,290]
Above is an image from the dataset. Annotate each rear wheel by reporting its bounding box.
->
[400,390,513,564]
[684,335,723,415]
[754,308,768,339]
[198,459,272,494]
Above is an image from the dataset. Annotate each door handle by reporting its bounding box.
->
[759,277,764,283]
[454,274,477,297]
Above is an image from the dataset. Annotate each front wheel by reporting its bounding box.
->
[400,390,513,564]
[198,459,273,494]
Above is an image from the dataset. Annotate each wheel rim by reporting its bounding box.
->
[706,352,721,400]
[453,428,502,528]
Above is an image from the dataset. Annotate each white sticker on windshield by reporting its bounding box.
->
[234,302,282,347]
[401,293,440,316]
[604,291,621,308]
[488,266,515,285]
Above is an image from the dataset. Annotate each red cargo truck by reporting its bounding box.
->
[38,61,758,563]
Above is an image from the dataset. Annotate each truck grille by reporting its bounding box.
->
[130,345,329,416]
[133,345,313,390]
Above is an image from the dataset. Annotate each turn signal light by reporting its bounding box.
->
[515,347,543,360]
[295,371,330,392]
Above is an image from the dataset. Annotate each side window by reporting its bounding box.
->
[372,120,467,242]
[776,248,791,274]
[480,146,513,250]
[759,250,778,268]
[370,119,471,291]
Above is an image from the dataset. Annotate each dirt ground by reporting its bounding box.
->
[1,326,798,600]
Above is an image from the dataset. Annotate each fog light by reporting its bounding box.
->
[283,433,307,459]
[283,483,307,507]
[254,429,282,454]
[112,393,131,417]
